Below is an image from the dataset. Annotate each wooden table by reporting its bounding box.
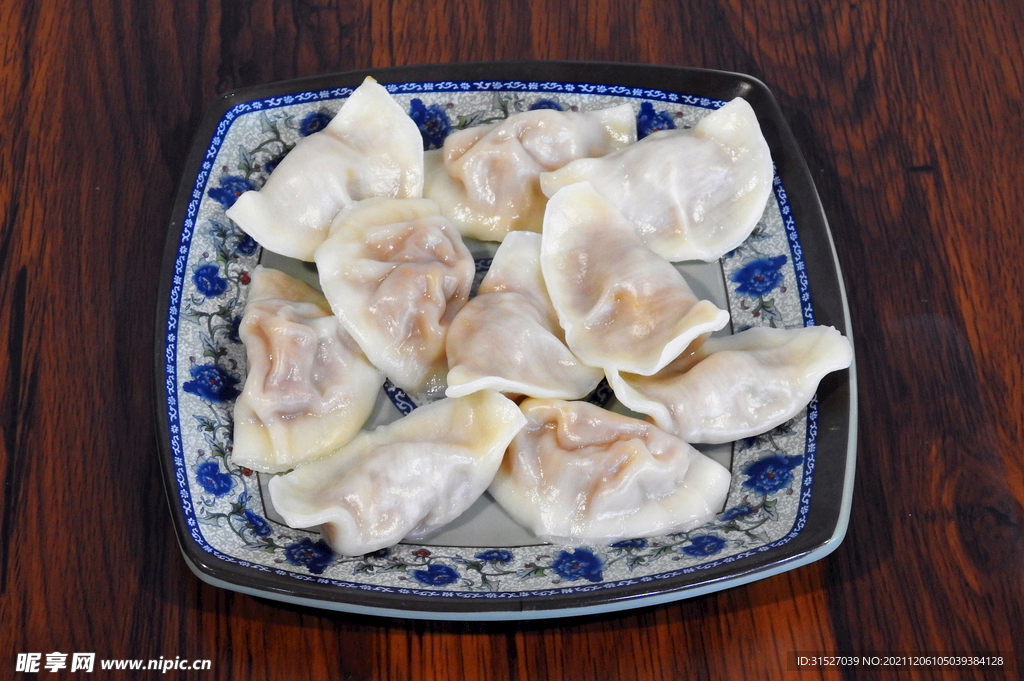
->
[2,1,1022,678]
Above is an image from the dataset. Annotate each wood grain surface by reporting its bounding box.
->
[2,0,1022,679]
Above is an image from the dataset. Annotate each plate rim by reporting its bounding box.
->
[154,60,856,620]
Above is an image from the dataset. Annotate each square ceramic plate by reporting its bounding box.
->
[155,61,856,620]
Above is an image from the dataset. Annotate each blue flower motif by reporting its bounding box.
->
[195,460,233,497]
[235,234,259,256]
[227,315,242,344]
[719,504,755,522]
[284,538,334,574]
[742,454,804,495]
[636,102,676,139]
[182,363,240,403]
[610,538,649,550]
[737,435,760,451]
[299,110,333,137]
[682,534,727,558]
[192,263,228,298]
[412,563,460,586]
[551,548,604,583]
[262,153,284,176]
[207,175,256,209]
[529,98,565,111]
[475,549,514,564]
[244,509,272,537]
[731,256,787,297]
[408,98,451,150]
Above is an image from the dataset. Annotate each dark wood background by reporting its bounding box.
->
[2,0,1022,679]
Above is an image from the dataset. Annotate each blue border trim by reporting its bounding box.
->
[164,110,225,552]
[161,80,817,599]
[212,80,729,119]
[775,171,820,557]
[776,173,815,328]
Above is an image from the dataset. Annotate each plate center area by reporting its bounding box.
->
[254,244,733,549]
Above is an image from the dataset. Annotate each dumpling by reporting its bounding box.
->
[540,98,774,262]
[445,231,603,399]
[268,390,527,556]
[607,325,854,443]
[424,104,636,241]
[488,398,731,543]
[314,196,475,401]
[231,266,384,473]
[541,181,730,376]
[226,77,424,261]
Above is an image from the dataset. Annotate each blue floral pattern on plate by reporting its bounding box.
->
[636,101,677,139]
[161,79,822,605]
[207,175,256,209]
[298,110,333,137]
[408,98,452,149]
[528,97,565,111]
[284,538,335,575]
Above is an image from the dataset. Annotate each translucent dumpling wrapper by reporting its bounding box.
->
[231,266,385,473]
[445,231,604,399]
[540,181,730,376]
[226,77,424,261]
[314,196,475,401]
[607,325,854,443]
[540,98,774,262]
[488,398,731,543]
[423,104,636,241]
[268,390,527,556]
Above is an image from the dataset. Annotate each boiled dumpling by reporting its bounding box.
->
[424,104,636,241]
[607,325,854,443]
[314,196,475,401]
[488,398,731,543]
[540,98,773,262]
[541,181,730,376]
[268,390,527,556]
[445,231,603,399]
[226,77,424,261]
[231,266,384,473]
